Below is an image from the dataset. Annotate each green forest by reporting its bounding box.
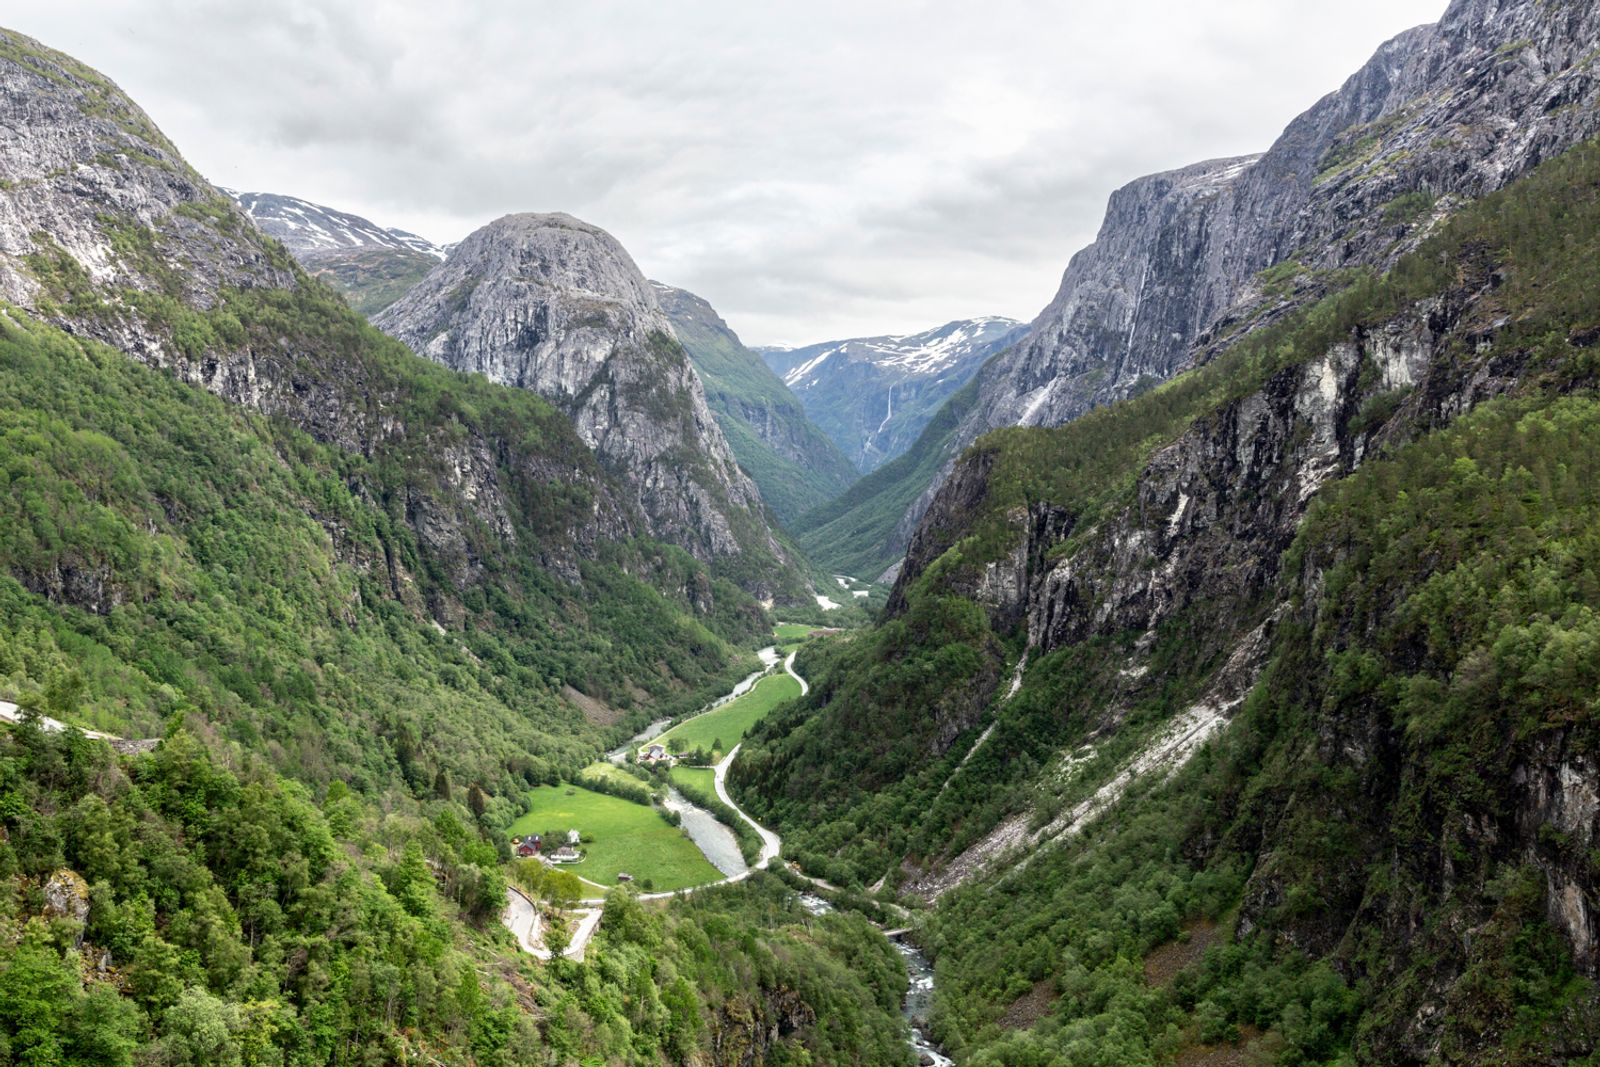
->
[736,139,1600,1062]
[0,718,913,1065]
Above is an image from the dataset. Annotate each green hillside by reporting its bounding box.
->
[789,377,980,578]
[735,138,1600,1064]
[655,283,859,524]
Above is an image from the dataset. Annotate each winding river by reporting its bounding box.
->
[799,893,952,1066]
[512,639,953,1064]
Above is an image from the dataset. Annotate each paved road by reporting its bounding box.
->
[502,643,809,957]
[0,700,120,740]
[502,886,606,961]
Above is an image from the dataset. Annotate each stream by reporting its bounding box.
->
[567,643,954,1065]
[798,896,952,1066]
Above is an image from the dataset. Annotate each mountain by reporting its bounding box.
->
[229,190,446,316]
[652,282,859,525]
[802,0,1600,579]
[0,27,908,1066]
[733,1,1600,1061]
[761,316,1023,473]
[373,213,805,600]
[0,25,784,786]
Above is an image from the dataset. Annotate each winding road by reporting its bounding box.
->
[503,647,808,958]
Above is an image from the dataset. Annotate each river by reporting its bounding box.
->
[798,893,952,1066]
[526,641,953,1064]
[659,786,746,877]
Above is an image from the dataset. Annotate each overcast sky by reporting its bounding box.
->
[10,1,1445,345]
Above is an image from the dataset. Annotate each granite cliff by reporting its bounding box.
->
[818,0,1600,579]
[375,214,803,598]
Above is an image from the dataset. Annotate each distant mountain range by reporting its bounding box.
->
[229,191,446,315]
[760,317,1023,473]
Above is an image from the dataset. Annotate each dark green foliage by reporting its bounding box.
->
[733,593,1002,887]
[0,305,757,797]
[0,723,912,1065]
[747,140,1600,1063]
[662,289,858,524]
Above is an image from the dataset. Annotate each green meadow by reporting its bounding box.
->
[655,672,802,758]
[507,782,720,891]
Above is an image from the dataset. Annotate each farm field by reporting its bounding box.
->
[669,765,715,793]
[773,622,820,643]
[654,671,802,758]
[506,782,720,891]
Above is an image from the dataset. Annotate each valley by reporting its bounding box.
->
[1,1,1599,1064]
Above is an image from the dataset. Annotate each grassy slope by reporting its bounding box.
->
[663,288,859,524]
[790,375,980,577]
[656,672,804,757]
[508,782,720,890]
[303,246,439,317]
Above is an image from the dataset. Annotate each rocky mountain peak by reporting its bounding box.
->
[863,0,1600,574]
[376,212,798,589]
[761,316,1026,473]
[0,29,293,322]
[231,190,445,259]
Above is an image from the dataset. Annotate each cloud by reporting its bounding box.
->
[7,0,1446,344]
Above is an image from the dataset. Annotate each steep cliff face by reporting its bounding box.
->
[835,0,1600,577]
[966,0,1600,444]
[0,30,651,591]
[763,316,1024,474]
[0,32,293,323]
[375,215,800,594]
[651,281,858,524]
[743,119,1600,1060]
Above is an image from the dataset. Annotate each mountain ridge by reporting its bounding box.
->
[802,0,1600,577]
[651,281,859,525]
[373,211,806,600]
[759,315,1024,474]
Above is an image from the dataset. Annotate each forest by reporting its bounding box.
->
[734,139,1600,1062]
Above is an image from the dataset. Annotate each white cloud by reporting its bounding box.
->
[7,0,1445,345]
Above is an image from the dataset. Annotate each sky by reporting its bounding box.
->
[8,1,1446,346]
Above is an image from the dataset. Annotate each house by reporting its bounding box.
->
[549,846,581,863]
[617,872,633,883]
[513,833,542,858]
[638,743,669,765]
[567,829,581,846]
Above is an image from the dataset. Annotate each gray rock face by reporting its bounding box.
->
[892,0,1600,556]
[0,30,638,608]
[904,255,1514,662]
[761,317,1024,473]
[375,214,789,577]
[0,30,294,323]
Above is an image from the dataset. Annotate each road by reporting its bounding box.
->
[502,645,810,959]
[0,699,120,740]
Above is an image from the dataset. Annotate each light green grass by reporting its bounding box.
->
[655,672,802,758]
[774,622,821,642]
[507,782,719,891]
[669,766,716,793]
[580,760,646,790]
